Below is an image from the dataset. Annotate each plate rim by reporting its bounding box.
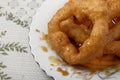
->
[29,0,69,80]
[29,0,120,80]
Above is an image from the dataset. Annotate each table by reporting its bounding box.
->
[0,0,52,80]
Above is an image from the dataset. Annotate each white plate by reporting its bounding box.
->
[29,0,120,80]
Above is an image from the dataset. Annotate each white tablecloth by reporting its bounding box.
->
[0,0,52,80]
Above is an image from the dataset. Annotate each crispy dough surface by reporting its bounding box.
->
[48,0,120,70]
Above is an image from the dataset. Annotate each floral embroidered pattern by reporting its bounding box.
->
[0,0,45,79]
[0,42,28,55]
[0,62,11,80]
[0,30,28,80]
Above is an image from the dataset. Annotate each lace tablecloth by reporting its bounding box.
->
[0,0,52,80]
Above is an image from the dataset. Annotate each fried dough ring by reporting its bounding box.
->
[48,0,109,65]
[56,0,120,69]
[59,19,120,69]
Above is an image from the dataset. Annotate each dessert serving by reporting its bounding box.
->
[48,0,120,70]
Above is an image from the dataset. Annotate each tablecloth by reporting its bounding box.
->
[0,0,52,80]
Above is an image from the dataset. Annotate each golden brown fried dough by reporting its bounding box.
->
[61,20,120,57]
[48,0,120,68]
[48,0,108,65]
